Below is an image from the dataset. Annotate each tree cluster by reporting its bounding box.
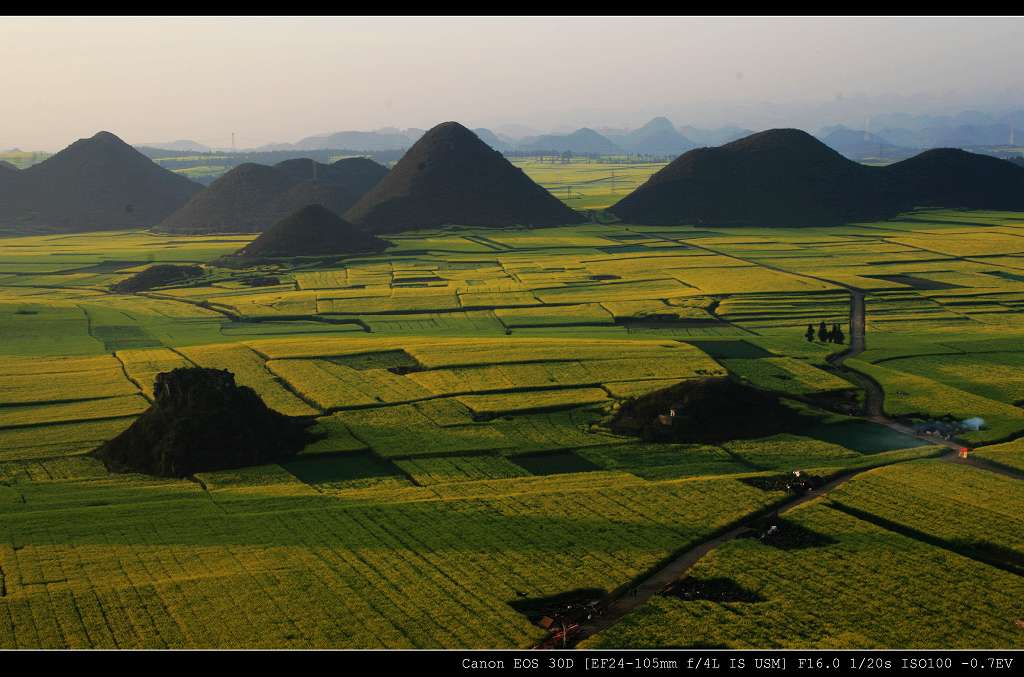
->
[805,321,845,344]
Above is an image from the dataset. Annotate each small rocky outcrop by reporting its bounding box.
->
[111,264,204,293]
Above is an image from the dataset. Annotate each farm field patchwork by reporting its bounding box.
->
[1,208,1024,648]
[582,493,1024,649]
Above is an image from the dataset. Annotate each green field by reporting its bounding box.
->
[1,204,1024,648]
[511,157,668,210]
[582,466,1024,649]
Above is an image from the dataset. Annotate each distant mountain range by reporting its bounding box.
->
[517,128,623,155]
[817,126,916,161]
[141,139,213,153]
[603,118,696,155]
[879,124,1019,149]
[225,118,761,157]
[254,129,423,152]
[471,128,514,151]
[677,125,754,147]
[11,108,1024,161]
[803,110,1024,154]
[125,118,1024,165]
[814,120,1024,161]
[511,119,767,156]
[868,109,1024,148]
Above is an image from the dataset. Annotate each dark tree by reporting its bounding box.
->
[805,324,815,342]
[818,321,829,343]
[833,324,845,344]
[92,368,316,477]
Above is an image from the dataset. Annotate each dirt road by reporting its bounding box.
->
[565,466,877,647]
[563,287,1018,648]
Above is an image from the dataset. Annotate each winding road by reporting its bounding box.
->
[828,291,1020,479]
[559,287,1020,649]
[563,467,872,647]
[826,290,890,421]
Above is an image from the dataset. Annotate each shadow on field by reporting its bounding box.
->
[0,479,766,553]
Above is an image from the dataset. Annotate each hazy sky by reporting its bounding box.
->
[3,16,1024,150]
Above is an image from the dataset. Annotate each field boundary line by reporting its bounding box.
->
[111,351,148,401]
[827,501,1024,577]
[0,411,144,433]
[0,394,130,410]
